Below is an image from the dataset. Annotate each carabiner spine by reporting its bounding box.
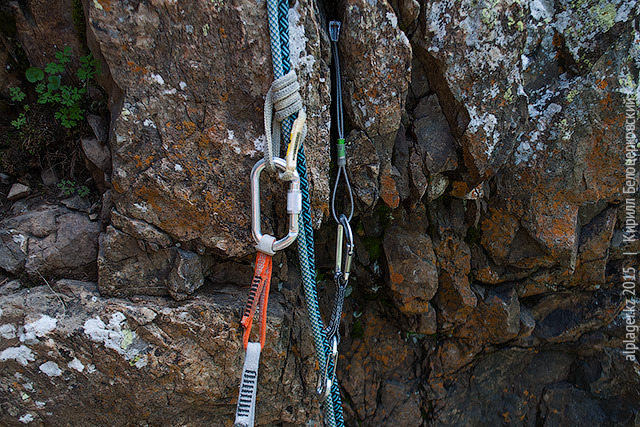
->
[334,215,354,284]
[335,223,344,275]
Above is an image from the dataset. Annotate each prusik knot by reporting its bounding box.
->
[263,70,307,179]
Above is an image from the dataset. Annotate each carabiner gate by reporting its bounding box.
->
[316,336,339,400]
[335,214,354,285]
[251,157,301,255]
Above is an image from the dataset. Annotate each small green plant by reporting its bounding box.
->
[9,87,26,102]
[11,113,26,130]
[57,179,90,198]
[10,46,99,130]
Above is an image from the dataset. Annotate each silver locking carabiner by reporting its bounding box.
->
[251,157,301,255]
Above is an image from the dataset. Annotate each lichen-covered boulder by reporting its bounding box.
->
[84,0,331,292]
[0,280,320,426]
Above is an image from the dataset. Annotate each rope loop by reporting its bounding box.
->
[264,70,306,177]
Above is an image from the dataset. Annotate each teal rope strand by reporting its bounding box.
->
[264,0,344,424]
[276,3,344,426]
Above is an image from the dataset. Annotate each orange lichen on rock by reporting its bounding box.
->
[379,170,400,209]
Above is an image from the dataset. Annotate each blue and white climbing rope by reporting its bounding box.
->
[263,0,345,426]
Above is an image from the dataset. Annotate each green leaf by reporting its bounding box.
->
[47,75,62,91]
[25,67,44,83]
[45,62,64,74]
[77,68,88,81]
[78,186,90,198]
[11,113,26,130]
[9,87,26,102]
[55,47,72,64]
[35,82,46,94]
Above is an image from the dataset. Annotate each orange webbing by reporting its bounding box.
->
[241,252,273,349]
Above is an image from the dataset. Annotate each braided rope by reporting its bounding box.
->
[265,0,344,425]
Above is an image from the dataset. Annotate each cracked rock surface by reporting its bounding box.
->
[0,0,638,425]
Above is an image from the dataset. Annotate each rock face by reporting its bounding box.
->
[0,204,100,281]
[0,281,320,426]
[85,0,330,256]
[0,0,638,425]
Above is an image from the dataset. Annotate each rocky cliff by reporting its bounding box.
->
[0,0,639,425]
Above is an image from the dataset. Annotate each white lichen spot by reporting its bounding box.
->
[143,119,157,128]
[616,0,636,22]
[364,116,376,129]
[133,202,149,213]
[20,315,57,343]
[39,361,62,377]
[202,24,210,36]
[0,324,17,339]
[185,24,194,34]
[83,313,149,368]
[68,358,85,373]
[87,364,97,374]
[467,107,499,157]
[174,164,183,172]
[11,231,27,254]
[226,129,241,154]
[386,12,398,28]
[530,0,553,21]
[150,73,165,85]
[253,135,266,153]
[134,356,148,368]
[120,107,131,122]
[288,4,316,76]
[92,0,103,10]
[19,414,34,424]
[179,81,187,91]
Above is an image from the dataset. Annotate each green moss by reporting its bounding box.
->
[426,223,436,239]
[351,318,364,339]
[361,236,382,262]
[377,204,394,228]
[464,225,482,244]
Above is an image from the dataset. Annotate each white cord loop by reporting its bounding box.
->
[264,70,307,179]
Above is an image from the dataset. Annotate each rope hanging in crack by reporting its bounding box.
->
[265,0,345,425]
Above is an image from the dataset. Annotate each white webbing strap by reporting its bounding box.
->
[234,342,262,427]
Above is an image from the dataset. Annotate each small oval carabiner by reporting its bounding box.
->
[335,214,354,285]
[316,336,339,399]
[251,157,301,255]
